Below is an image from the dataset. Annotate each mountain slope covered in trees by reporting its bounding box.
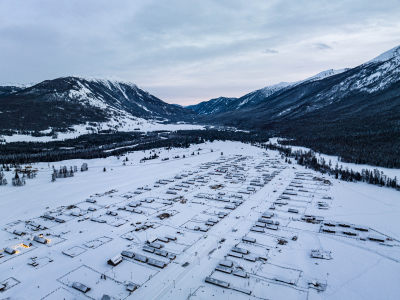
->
[0,77,195,134]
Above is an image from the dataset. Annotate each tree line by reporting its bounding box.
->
[0,130,271,164]
[263,143,400,191]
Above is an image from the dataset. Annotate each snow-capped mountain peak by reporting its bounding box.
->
[304,68,349,82]
[259,82,293,96]
[368,45,400,64]
[188,67,351,115]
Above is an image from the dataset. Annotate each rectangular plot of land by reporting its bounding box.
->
[126,223,201,247]
[51,213,75,223]
[0,277,20,292]
[131,246,171,264]
[45,235,67,247]
[245,232,278,247]
[236,242,269,258]
[167,230,202,247]
[181,220,208,231]
[109,259,158,285]
[108,218,128,227]
[0,243,37,264]
[211,270,307,300]
[3,220,33,235]
[286,220,320,232]
[97,214,128,227]
[256,263,302,286]
[199,200,231,209]
[31,217,58,228]
[75,202,102,211]
[25,220,50,232]
[91,196,121,206]
[161,242,188,254]
[58,265,130,300]
[190,213,212,222]
[83,236,112,249]
[42,287,76,300]
[67,208,88,217]
[224,256,263,272]
[251,279,308,299]
[27,256,53,269]
[275,206,307,215]
[116,210,148,222]
[63,246,87,257]
[129,206,158,216]
[140,201,167,210]
[121,231,143,244]
[4,220,23,229]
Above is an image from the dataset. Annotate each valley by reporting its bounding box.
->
[1,46,400,169]
[2,2,400,299]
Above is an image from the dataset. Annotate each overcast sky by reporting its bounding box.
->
[1,0,400,105]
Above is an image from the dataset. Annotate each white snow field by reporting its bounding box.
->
[0,118,204,143]
[0,141,399,300]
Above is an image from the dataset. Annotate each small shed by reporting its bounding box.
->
[107,254,123,266]
[4,247,16,255]
[147,258,166,268]
[205,276,230,288]
[126,282,139,292]
[219,260,233,268]
[34,235,48,244]
[72,282,90,293]
[242,236,256,243]
[121,250,135,258]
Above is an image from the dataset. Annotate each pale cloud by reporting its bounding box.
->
[0,0,399,105]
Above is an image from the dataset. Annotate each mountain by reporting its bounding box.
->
[0,76,194,133]
[198,45,400,167]
[187,97,237,115]
[367,44,400,64]
[203,46,400,124]
[188,69,348,115]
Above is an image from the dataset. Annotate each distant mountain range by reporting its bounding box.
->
[187,68,348,115]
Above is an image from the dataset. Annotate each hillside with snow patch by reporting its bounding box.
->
[0,77,196,141]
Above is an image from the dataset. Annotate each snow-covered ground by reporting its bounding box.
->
[0,117,204,143]
[0,141,399,300]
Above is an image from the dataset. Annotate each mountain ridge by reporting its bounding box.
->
[0,76,195,134]
[187,68,349,115]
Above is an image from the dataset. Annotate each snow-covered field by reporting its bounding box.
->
[0,141,399,300]
[0,118,204,143]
